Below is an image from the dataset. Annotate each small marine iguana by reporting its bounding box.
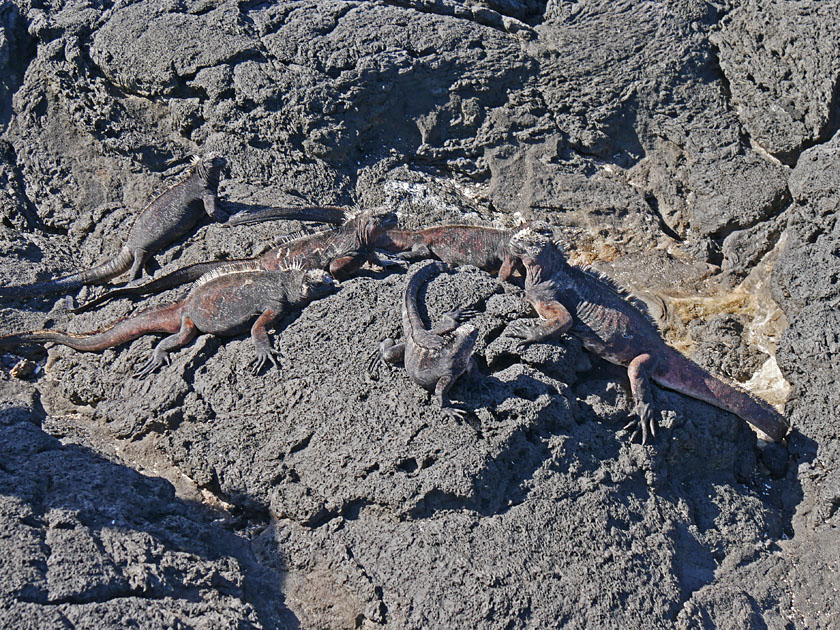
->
[505,225,790,443]
[0,262,334,377]
[1,153,228,298]
[372,261,479,419]
[72,208,398,313]
[373,223,553,282]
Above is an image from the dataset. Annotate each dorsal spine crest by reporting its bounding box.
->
[193,260,265,289]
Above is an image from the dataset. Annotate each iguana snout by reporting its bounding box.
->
[509,224,553,261]
[201,152,227,168]
[357,207,399,241]
[301,269,335,299]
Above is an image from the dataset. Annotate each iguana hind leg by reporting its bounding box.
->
[622,353,657,444]
[134,316,198,378]
[378,339,405,364]
[127,248,150,282]
[250,308,281,374]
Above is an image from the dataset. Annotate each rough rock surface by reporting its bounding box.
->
[1,0,838,628]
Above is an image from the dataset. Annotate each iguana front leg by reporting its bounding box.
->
[370,250,410,269]
[622,353,657,444]
[429,308,478,335]
[203,191,226,222]
[505,298,573,350]
[366,338,405,378]
[396,243,433,262]
[434,374,466,420]
[497,255,515,283]
[329,251,367,279]
[366,249,406,270]
[251,307,282,374]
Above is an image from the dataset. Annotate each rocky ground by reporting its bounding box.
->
[1,0,838,628]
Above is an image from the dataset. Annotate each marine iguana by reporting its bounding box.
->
[373,223,553,282]
[372,261,479,419]
[0,262,334,377]
[71,207,398,313]
[0,153,228,298]
[504,225,790,443]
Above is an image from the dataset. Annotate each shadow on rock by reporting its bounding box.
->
[0,398,298,628]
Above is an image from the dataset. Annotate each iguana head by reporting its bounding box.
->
[353,206,399,243]
[298,268,335,301]
[509,222,555,262]
[193,152,227,180]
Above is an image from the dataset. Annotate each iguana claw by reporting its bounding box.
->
[253,348,280,375]
[441,405,468,421]
[366,348,383,378]
[134,353,167,379]
[451,308,479,322]
[622,402,656,444]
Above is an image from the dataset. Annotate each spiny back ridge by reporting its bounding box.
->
[577,265,660,331]
[193,260,265,289]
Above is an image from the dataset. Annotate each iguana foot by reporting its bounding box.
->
[505,320,539,351]
[449,307,479,322]
[134,352,169,379]
[441,405,468,421]
[622,401,656,444]
[125,277,148,288]
[366,348,383,379]
[252,347,280,374]
[374,253,410,270]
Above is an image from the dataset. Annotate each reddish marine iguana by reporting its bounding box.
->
[372,261,479,419]
[71,208,398,313]
[1,154,228,298]
[372,222,558,282]
[505,225,790,443]
[0,261,334,376]
[374,224,530,282]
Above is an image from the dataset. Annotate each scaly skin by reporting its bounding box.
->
[505,226,790,443]
[226,205,346,226]
[0,262,335,376]
[372,261,479,419]
[373,223,552,282]
[72,208,398,313]
[0,154,228,298]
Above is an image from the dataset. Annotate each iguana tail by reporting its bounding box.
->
[655,348,790,442]
[227,205,347,226]
[403,261,446,336]
[73,260,231,313]
[0,303,184,353]
[0,248,134,297]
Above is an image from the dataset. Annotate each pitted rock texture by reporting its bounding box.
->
[712,0,840,165]
[1,0,838,628]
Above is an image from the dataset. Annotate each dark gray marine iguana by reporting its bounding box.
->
[371,260,479,420]
[504,225,790,443]
[72,207,398,313]
[0,261,334,377]
[1,153,228,298]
